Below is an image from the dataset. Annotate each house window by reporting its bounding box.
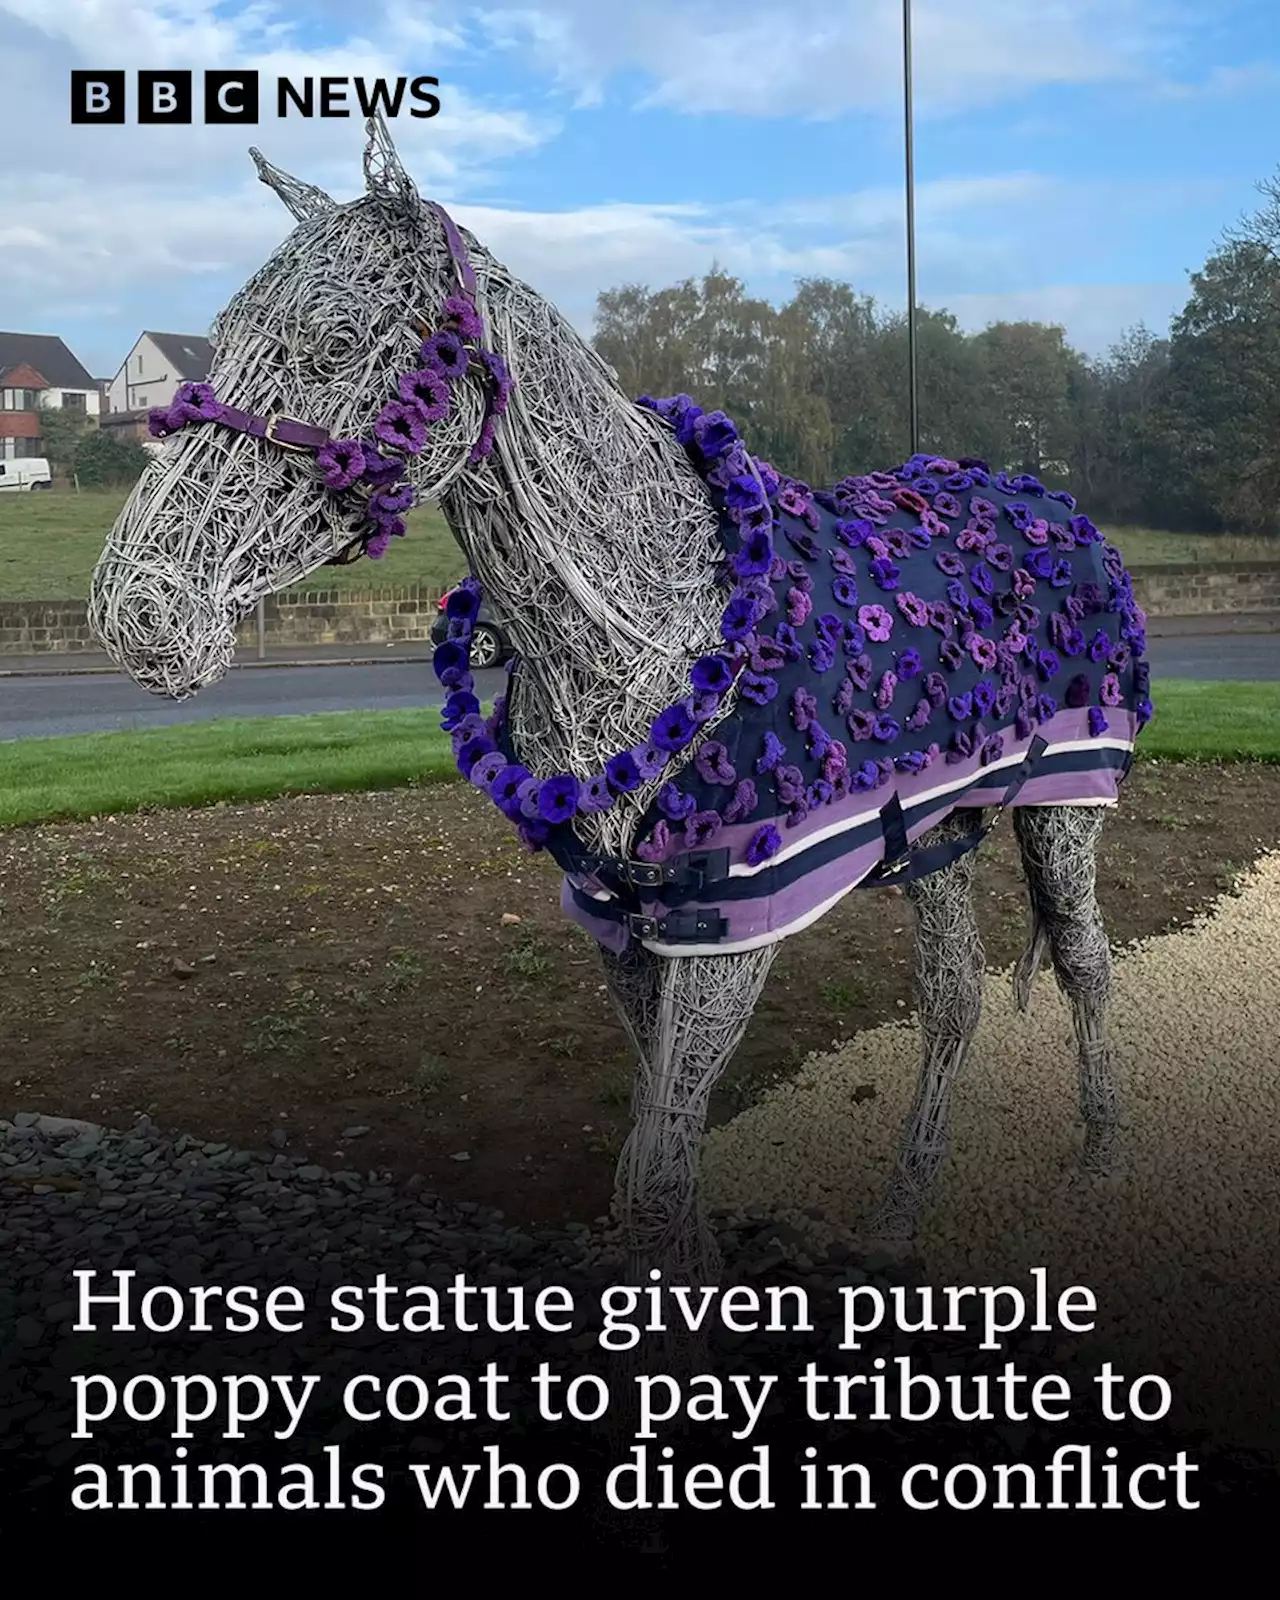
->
[137,393,147,408]
[137,353,144,375]
[62,391,86,410]
[20,388,39,410]
[1,390,15,409]
[14,436,42,458]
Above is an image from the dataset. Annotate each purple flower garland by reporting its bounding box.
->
[147,294,514,560]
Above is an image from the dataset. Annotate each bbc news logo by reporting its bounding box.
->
[70,71,441,125]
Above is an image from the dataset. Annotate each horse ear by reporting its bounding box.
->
[250,149,336,221]
[362,114,420,213]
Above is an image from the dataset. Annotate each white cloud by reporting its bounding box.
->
[476,0,1185,118]
[941,283,1189,355]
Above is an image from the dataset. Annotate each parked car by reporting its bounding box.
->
[0,457,52,492]
[431,586,510,669]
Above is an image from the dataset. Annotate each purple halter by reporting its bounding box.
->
[146,201,512,563]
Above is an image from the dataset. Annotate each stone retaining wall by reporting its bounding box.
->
[1,564,1278,656]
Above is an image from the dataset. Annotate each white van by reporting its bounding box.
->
[0,458,52,492]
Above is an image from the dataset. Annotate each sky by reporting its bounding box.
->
[0,0,1276,383]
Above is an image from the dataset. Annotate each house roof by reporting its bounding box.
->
[0,332,96,390]
[145,332,214,380]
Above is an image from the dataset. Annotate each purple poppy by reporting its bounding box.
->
[1100,673,1123,707]
[469,750,507,790]
[1071,514,1103,545]
[721,594,761,642]
[370,482,416,520]
[685,810,724,849]
[956,524,991,553]
[1035,693,1057,724]
[745,824,783,867]
[936,551,965,577]
[980,734,1005,766]
[906,697,932,731]
[692,410,738,460]
[847,708,876,742]
[693,740,734,786]
[940,639,964,671]
[1088,706,1109,736]
[398,369,452,422]
[833,678,855,717]
[921,672,947,708]
[833,577,859,608]
[859,604,893,642]
[658,782,697,821]
[774,623,804,661]
[691,654,734,696]
[946,581,971,614]
[843,620,867,654]
[635,821,672,863]
[872,714,900,742]
[725,779,758,824]
[732,528,775,578]
[946,731,975,766]
[1107,642,1131,672]
[969,562,995,597]
[605,752,643,793]
[1061,627,1086,657]
[896,591,929,627]
[778,483,811,517]
[787,587,813,627]
[987,543,1014,573]
[1064,673,1092,709]
[831,546,859,577]
[810,639,836,673]
[1003,502,1033,533]
[740,671,778,705]
[947,691,974,721]
[897,647,922,680]
[374,400,429,454]
[834,517,875,548]
[1047,560,1072,589]
[441,294,484,339]
[536,773,579,824]
[973,680,996,718]
[847,653,874,692]
[751,638,787,674]
[316,438,366,490]
[1036,648,1060,681]
[875,671,898,710]
[652,703,698,752]
[421,330,469,380]
[869,557,901,591]
[487,762,532,819]
[970,595,995,631]
[1087,629,1111,663]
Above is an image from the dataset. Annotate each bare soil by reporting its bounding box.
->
[1,760,1276,1227]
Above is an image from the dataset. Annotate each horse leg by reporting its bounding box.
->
[867,810,987,1246]
[1013,804,1121,1172]
[600,941,778,1285]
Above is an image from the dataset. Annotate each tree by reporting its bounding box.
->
[36,404,94,471]
[72,429,149,489]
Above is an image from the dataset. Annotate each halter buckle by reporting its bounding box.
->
[263,413,314,453]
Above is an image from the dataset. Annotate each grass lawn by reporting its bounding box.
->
[0,488,463,602]
[0,708,461,828]
[0,679,1275,829]
[0,488,1276,603]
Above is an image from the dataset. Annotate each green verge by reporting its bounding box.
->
[0,680,1275,829]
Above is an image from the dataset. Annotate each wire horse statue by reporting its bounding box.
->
[90,118,1153,1288]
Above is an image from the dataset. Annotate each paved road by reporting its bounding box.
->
[0,631,1274,743]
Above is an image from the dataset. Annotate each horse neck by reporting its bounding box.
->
[440,316,727,854]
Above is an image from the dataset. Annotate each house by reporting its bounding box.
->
[108,331,214,415]
[0,332,101,459]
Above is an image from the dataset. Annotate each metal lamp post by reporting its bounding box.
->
[903,0,919,457]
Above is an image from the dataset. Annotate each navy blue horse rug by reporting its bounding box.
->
[435,395,1152,960]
